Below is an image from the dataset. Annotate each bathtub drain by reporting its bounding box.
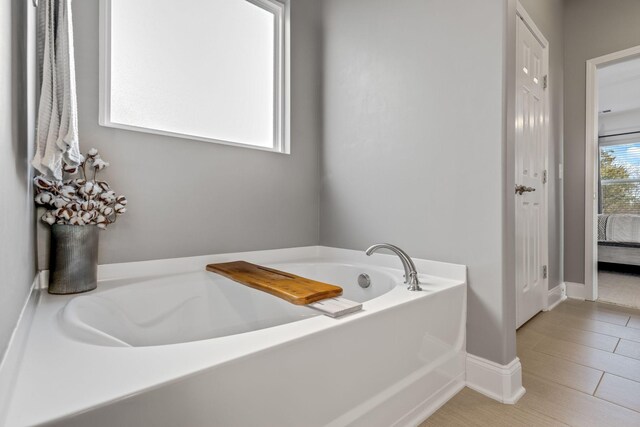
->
[357,273,371,288]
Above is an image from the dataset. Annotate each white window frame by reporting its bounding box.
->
[98,0,291,154]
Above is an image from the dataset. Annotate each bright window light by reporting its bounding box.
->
[100,0,290,153]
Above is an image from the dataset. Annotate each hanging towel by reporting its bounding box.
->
[32,0,82,180]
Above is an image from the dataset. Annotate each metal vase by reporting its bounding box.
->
[48,224,99,294]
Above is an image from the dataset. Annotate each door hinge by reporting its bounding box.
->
[542,265,548,279]
[542,169,548,184]
[543,75,548,89]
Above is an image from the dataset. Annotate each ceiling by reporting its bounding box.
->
[599,55,640,114]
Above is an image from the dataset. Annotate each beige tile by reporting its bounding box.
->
[565,298,640,316]
[526,315,619,352]
[519,349,603,394]
[534,310,640,343]
[600,301,640,315]
[516,326,545,353]
[553,301,630,326]
[533,336,640,382]
[520,373,640,427]
[628,316,640,330]
[427,300,640,425]
[595,374,640,413]
[615,339,640,360]
[421,387,566,427]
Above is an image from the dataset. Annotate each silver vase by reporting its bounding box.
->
[48,224,99,294]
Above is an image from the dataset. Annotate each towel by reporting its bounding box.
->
[32,0,82,180]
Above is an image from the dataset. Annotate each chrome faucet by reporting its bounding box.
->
[365,243,422,291]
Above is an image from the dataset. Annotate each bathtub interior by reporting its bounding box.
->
[60,262,397,347]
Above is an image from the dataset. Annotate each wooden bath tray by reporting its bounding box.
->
[206,261,343,305]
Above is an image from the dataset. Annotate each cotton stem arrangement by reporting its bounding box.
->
[34,148,127,229]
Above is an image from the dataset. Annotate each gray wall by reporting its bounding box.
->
[65,0,322,265]
[320,0,516,364]
[518,0,564,290]
[564,0,640,284]
[0,0,36,359]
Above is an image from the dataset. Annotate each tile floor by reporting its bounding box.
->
[421,299,640,426]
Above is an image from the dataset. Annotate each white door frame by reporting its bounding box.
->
[585,45,640,302]
[515,2,550,323]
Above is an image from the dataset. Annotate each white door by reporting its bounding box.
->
[515,15,548,328]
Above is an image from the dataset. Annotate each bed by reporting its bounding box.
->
[598,214,640,266]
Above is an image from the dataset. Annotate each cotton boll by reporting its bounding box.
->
[100,191,116,203]
[63,164,78,174]
[87,148,99,158]
[81,211,94,222]
[83,182,94,194]
[35,192,53,205]
[59,208,72,221]
[114,204,126,214]
[69,216,85,226]
[60,186,76,199]
[73,179,86,188]
[34,176,54,190]
[97,181,110,192]
[102,206,114,216]
[96,214,109,229]
[93,158,109,171]
[116,196,127,206]
[42,211,56,225]
[90,184,102,196]
[53,197,68,209]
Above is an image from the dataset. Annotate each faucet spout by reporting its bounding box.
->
[365,243,422,291]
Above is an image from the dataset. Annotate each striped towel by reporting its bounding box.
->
[32,0,82,180]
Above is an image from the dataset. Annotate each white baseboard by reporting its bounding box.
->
[466,354,525,404]
[545,283,567,311]
[0,275,40,424]
[565,282,586,300]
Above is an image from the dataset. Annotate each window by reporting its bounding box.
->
[100,0,290,153]
[599,139,640,214]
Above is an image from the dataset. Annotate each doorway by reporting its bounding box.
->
[587,47,640,309]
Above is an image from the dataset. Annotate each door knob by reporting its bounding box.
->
[515,185,536,195]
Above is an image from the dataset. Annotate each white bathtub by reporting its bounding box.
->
[60,262,398,347]
[3,247,466,427]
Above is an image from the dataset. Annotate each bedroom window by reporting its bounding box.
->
[100,0,290,153]
[599,140,640,214]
